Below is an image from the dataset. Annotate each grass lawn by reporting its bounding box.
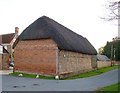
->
[65,65,119,80]
[96,83,120,92]
[9,72,55,80]
[10,65,119,80]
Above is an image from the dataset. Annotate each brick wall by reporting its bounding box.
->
[97,61,111,68]
[58,50,95,78]
[14,39,97,78]
[14,39,57,76]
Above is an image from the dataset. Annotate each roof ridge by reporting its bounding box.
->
[43,16,85,39]
[0,33,15,36]
[13,16,97,55]
[43,16,74,50]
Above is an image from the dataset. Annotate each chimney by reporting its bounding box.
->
[15,27,19,34]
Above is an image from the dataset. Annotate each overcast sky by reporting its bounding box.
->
[0,0,118,51]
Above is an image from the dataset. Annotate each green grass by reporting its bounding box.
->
[9,72,55,80]
[9,65,119,80]
[96,83,120,92]
[65,65,119,80]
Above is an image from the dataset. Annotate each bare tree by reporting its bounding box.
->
[104,0,120,38]
[103,0,120,21]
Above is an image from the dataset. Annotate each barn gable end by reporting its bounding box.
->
[14,39,57,75]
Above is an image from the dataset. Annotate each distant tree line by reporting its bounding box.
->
[100,40,120,61]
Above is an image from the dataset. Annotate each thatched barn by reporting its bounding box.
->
[13,16,97,78]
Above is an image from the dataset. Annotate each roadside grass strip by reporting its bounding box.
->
[10,65,119,80]
[9,72,55,80]
[96,83,120,92]
[65,65,119,80]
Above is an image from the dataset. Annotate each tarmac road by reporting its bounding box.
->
[1,69,119,91]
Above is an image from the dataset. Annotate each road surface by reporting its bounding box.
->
[1,69,119,91]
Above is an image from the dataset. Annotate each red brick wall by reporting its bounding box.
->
[14,39,57,76]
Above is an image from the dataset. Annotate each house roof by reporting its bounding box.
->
[0,33,15,44]
[13,16,97,55]
[97,54,110,61]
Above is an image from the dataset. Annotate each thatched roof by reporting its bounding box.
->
[13,16,97,55]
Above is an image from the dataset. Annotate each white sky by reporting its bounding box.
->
[0,0,118,51]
